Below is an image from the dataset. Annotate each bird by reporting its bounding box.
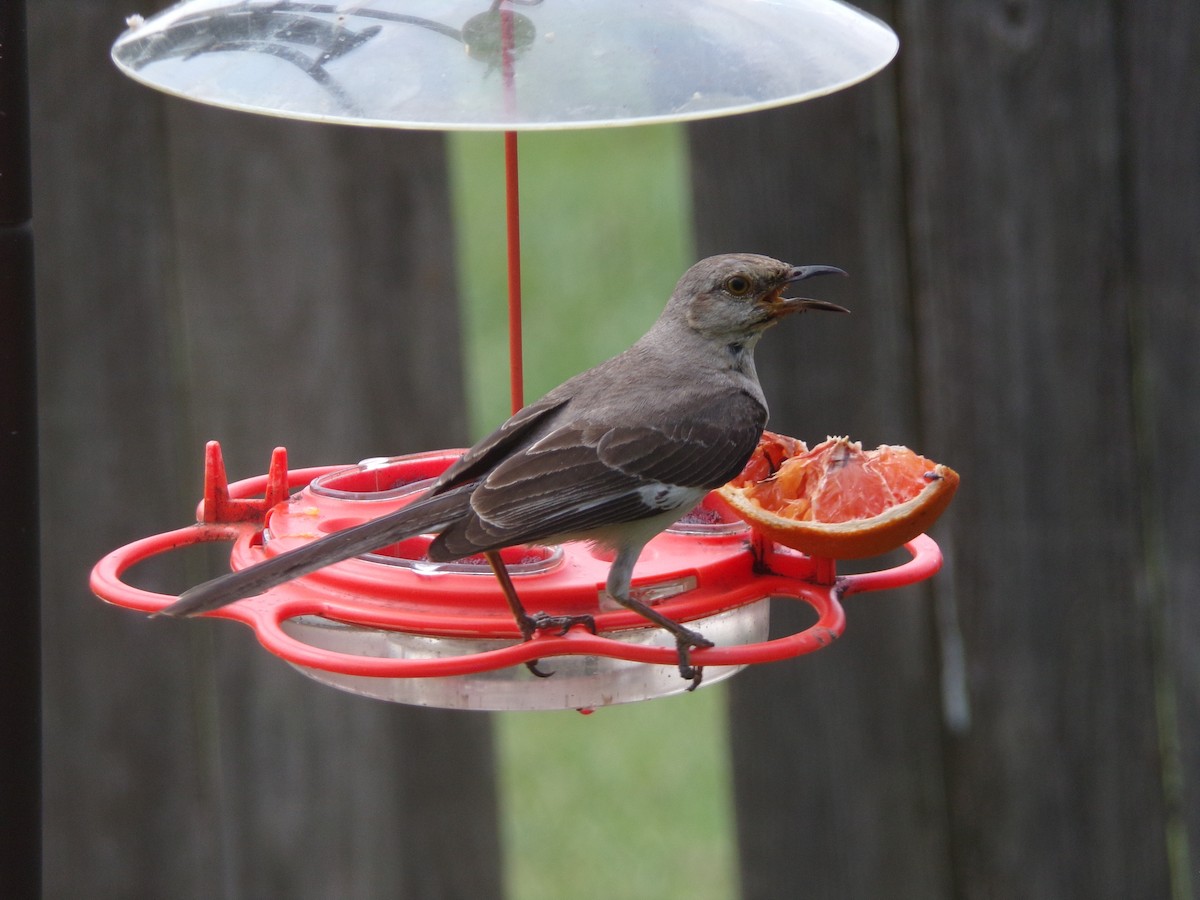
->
[161,253,848,687]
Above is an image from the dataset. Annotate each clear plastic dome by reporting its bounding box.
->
[112,0,898,130]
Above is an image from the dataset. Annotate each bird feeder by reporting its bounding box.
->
[93,0,928,710]
[93,441,941,709]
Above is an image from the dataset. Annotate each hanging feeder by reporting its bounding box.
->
[92,442,941,710]
[96,1,926,709]
[111,0,899,130]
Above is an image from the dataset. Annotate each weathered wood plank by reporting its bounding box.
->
[899,2,1170,896]
[1125,0,1200,892]
[165,104,496,899]
[688,24,955,896]
[30,3,500,896]
[698,1,1181,897]
[31,7,218,894]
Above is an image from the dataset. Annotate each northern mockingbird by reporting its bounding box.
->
[162,253,847,686]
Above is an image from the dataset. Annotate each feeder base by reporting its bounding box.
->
[282,601,769,710]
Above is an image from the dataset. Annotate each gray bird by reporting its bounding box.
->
[161,253,848,686]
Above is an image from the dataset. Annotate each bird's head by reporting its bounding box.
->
[669,253,848,341]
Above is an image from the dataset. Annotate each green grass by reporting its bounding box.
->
[447,127,739,900]
[448,127,697,426]
[495,688,738,900]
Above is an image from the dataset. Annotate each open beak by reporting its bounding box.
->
[771,264,850,315]
[786,297,851,314]
[788,264,847,283]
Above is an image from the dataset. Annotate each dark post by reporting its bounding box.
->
[30,3,501,895]
[0,1,40,897]
[691,1,1191,897]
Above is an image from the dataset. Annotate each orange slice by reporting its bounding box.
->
[718,433,959,559]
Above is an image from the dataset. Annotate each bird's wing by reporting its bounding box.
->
[429,388,766,557]
[430,393,570,494]
[161,390,571,615]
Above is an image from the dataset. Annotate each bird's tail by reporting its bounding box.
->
[159,484,475,618]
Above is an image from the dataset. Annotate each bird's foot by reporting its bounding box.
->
[675,628,715,691]
[605,586,714,690]
[518,612,598,679]
[529,611,598,637]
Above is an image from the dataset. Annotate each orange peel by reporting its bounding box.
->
[718,433,959,559]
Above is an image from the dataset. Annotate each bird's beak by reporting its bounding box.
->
[784,297,852,314]
[769,264,850,315]
[788,264,848,283]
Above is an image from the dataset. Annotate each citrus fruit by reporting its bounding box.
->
[718,432,959,559]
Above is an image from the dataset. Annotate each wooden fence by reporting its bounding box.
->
[25,1,1197,897]
[691,2,1197,896]
[30,2,498,896]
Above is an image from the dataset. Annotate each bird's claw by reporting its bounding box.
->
[524,659,555,678]
[529,611,598,637]
[675,628,715,691]
[519,612,598,679]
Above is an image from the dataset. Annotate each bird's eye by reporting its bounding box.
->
[725,275,752,296]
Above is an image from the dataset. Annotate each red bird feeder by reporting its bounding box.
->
[96,1,918,710]
[92,442,941,710]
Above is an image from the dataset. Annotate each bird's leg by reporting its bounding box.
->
[613,593,713,690]
[484,551,596,679]
[485,550,552,678]
[605,551,713,690]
